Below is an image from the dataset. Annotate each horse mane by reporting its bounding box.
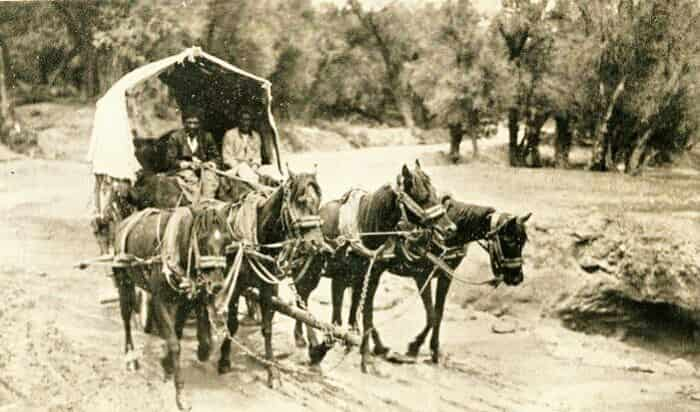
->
[445,199,496,243]
[192,201,230,238]
[356,184,400,249]
[257,172,320,244]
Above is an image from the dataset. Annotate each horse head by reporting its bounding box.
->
[191,202,236,303]
[484,212,531,286]
[396,159,457,239]
[92,174,134,255]
[278,166,328,254]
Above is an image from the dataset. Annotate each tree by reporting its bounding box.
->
[346,0,423,127]
[493,0,554,167]
[409,0,508,161]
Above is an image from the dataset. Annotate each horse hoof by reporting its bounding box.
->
[267,368,281,389]
[431,350,443,364]
[197,345,211,362]
[373,345,390,357]
[309,344,330,365]
[127,359,141,371]
[218,360,232,375]
[176,393,192,411]
[406,343,420,358]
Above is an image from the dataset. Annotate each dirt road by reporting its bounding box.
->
[2,142,699,412]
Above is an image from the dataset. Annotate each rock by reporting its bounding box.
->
[553,215,700,336]
[491,319,517,334]
[669,358,696,375]
[626,364,654,374]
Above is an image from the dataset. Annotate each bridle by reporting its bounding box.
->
[275,177,324,280]
[395,175,447,227]
[477,212,524,278]
[280,177,323,239]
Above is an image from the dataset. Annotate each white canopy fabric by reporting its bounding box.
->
[86,47,279,182]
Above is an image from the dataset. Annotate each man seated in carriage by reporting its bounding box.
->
[166,106,222,201]
[222,110,281,187]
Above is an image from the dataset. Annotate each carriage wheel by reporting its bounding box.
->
[134,288,152,333]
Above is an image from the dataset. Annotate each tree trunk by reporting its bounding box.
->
[448,122,463,163]
[0,35,17,135]
[524,110,548,167]
[625,128,653,175]
[589,77,626,171]
[81,43,99,101]
[508,107,521,166]
[554,113,572,168]
[396,92,415,128]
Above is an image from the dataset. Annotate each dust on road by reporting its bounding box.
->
[2,144,699,412]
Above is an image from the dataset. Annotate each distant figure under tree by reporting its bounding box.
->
[448,121,478,163]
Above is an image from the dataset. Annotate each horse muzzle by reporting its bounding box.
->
[502,268,524,286]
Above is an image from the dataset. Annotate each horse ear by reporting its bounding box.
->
[401,164,412,179]
[313,163,318,176]
[415,159,422,170]
[517,212,532,225]
[286,162,296,178]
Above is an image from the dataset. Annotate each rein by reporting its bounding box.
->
[218,177,323,312]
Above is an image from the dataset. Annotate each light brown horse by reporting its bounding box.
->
[112,202,235,411]
[216,170,329,389]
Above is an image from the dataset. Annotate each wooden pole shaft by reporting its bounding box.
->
[243,288,361,346]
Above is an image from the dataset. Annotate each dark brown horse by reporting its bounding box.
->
[368,196,531,363]
[112,202,235,411]
[292,160,456,373]
[216,170,328,388]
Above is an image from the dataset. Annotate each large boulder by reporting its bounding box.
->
[552,215,700,334]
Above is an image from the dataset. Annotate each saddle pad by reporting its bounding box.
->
[116,208,160,254]
[230,192,268,244]
[161,207,193,276]
[338,188,367,241]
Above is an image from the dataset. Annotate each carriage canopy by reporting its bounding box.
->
[86,47,282,182]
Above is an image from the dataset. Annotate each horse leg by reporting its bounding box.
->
[360,272,381,374]
[195,297,212,362]
[297,269,330,365]
[430,275,452,364]
[153,298,190,411]
[261,285,281,389]
[115,268,139,371]
[218,288,241,375]
[330,276,345,326]
[347,280,361,333]
[407,273,435,358]
[174,302,192,341]
[348,279,387,356]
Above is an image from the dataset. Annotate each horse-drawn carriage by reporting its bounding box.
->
[80,47,532,412]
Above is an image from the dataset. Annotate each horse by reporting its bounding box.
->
[112,201,235,411]
[215,169,329,389]
[363,195,531,364]
[91,170,258,254]
[292,160,457,373]
[92,170,268,326]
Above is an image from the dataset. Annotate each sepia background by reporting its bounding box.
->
[1,1,700,411]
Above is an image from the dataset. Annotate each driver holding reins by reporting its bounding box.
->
[167,106,221,200]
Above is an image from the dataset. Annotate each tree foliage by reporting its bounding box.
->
[1,0,699,174]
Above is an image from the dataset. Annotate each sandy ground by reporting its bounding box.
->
[2,131,700,411]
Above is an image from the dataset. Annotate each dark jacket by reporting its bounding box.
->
[166,128,222,170]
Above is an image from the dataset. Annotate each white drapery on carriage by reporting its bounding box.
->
[86,47,282,182]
